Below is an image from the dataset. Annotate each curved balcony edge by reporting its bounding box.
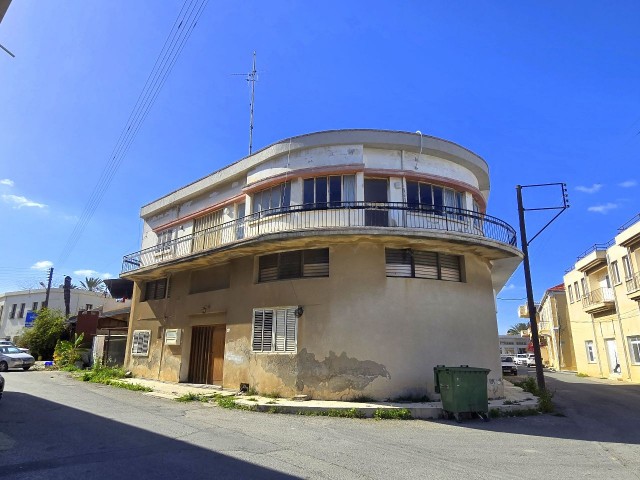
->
[121,203,519,276]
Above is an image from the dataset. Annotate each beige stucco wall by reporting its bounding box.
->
[126,240,505,400]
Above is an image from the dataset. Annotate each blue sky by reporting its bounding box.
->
[0,1,638,333]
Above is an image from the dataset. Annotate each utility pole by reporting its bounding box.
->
[516,183,569,392]
[233,51,258,155]
[43,267,54,309]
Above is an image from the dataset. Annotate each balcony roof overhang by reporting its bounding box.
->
[583,302,615,315]
[616,220,640,248]
[575,250,608,273]
[121,228,522,290]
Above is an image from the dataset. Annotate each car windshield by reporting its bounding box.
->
[0,346,22,354]
[502,357,513,362]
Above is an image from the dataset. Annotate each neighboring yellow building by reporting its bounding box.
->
[120,130,523,400]
[563,213,640,381]
[536,284,576,371]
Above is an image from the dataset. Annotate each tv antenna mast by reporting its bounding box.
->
[233,51,258,155]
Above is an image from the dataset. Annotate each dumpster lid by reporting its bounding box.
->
[434,365,491,373]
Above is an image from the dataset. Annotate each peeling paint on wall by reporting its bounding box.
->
[296,349,390,394]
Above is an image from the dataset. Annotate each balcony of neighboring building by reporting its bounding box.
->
[120,202,520,281]
[625,272,640,301]
[615,213,640,250]
[581,287,616,314]
[574,242,613,272]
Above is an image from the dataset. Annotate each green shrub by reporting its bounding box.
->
[54,333,84,368]
[576,372,589,378]
[538,389,555,413]
[81,364,126,384]
[17,308,66,360]
[373,408,412,420]
[513,377,538,395]
[110,382,153,392]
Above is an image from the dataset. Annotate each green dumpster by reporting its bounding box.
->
[434,365,490,422]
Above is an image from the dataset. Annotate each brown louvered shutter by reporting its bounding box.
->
[303,248,329,277]
[259,254,279,282]
[262,310,274,351]
[385,248,412,277]
[155,278,167,299]
[439,254,461,282]
[278,251,302,279]
[413,251,438,279]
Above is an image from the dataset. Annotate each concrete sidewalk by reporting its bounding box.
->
[119,377,538,420]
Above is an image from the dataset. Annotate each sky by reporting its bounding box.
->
[0,1,638,334]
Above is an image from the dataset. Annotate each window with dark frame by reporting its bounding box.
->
[252,181,291,214]
[32,302,38,312]
[18,303,25,318]
[143,278,168,301]
[406,180,465,215]
[303,175,356,209]
[385,248,463,282]
[9,304,16,319]
[258,248,329,283]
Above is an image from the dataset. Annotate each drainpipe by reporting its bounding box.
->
[607,252,633,380]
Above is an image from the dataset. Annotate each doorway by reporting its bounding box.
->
[605,338,621,375]
[188,325,226,385]
[364,178,388,226]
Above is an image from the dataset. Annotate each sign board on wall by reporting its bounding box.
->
[25,311,37,328]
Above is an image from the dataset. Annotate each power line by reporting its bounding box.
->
[56,0,209,268]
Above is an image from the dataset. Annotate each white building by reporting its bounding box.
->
[0,288,124,341]
[498,335,529,356]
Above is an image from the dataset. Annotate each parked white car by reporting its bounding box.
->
[525,354,536,367]
[0,346,35,371]
[514,354,528,365]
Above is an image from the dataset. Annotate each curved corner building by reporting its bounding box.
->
[121,129,523,400]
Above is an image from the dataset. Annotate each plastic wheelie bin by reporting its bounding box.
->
[434,365,490,422]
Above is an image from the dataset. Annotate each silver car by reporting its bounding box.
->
[0,345,35,371]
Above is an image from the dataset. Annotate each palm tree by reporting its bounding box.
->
[507,322,529,335]
[80,277,104,292]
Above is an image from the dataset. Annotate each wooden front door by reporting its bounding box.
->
[188,325,226,385]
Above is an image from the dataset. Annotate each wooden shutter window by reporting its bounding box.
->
[385,248,412,277]
[440,254,461,282]
[259,254,279,282]
[413,251,438,280]
[252,308,297,353]
[279,250,302,279]
[303,249,329,277]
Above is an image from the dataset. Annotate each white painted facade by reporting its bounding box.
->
[0,288,124,341]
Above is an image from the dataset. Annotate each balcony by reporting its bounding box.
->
[121,202,518,276]
[625,272,640,301]
[582,287,616,314]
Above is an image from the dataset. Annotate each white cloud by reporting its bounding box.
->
[575,184,603,194]
[619,180,637,188]
[588,203,618,214]
[31,260,54,270]
[1,194,47,209]
[73,269,112,279]
[504,283,518,290]
[0,179,14,187]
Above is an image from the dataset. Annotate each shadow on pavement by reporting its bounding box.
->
[442,373,640,445]
[0,391,301,480]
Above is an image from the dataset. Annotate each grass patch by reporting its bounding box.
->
[576,372,589,378]
[537,389,555,413]
[264,391,281,399]
[81,365,126,384]
[61,365,83,372]
[513,377,538,396]
[246,387,259,396]
[246,397,258,402]
[176,392,208,402]
[215,396,238,409]
[266,400,278,405]
[373,408,412,420]
[110,382,153,392]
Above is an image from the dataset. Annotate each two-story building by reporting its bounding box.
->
[536,284,576,371]
[563,213,640,381]
[120,129,523,400]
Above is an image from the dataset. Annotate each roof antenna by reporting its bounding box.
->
[233,51,258,155]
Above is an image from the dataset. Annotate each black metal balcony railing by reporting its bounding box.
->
[626,272,640,294]
[581,287,615,309]
[121,202,518,274]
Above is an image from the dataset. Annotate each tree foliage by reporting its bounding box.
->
[80,277,104,292]
[17,308,66,360]
[507,322,529,335]
[54,333,85,367]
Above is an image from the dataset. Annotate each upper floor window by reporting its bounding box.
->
[143,278,169,301]
[622,255,633,279]
[32,302,38,312]
[580,278,589,297]
[156,229,174,251]
[86,304,93,311]
[258,248,329,282]
[385,248,463,282]
[573,281,580,299]
[567,284,574,303]
[406,181,465,215]
[18,303,25,318]
[9,304,17,319]
[610,261,621,285]
[303,175,356,208]
[252,181,291,214]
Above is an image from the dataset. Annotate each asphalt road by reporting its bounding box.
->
[0,370,639,479]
